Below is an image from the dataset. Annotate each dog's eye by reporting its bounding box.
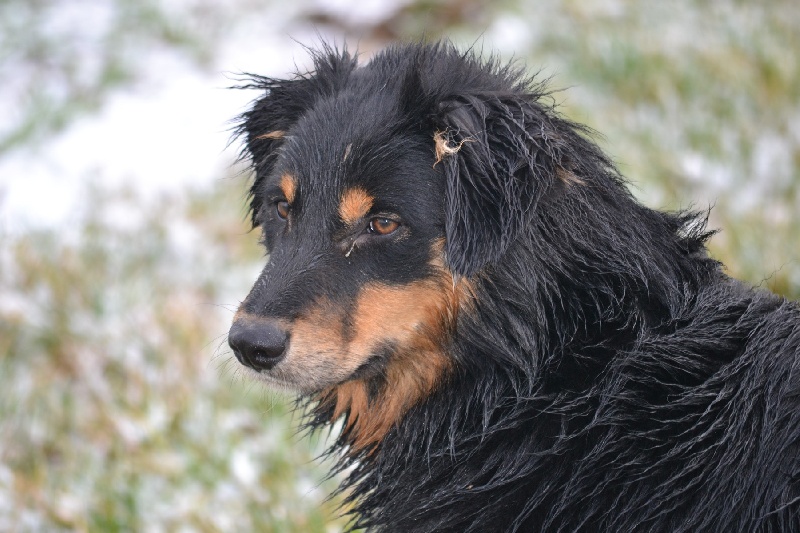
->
[368,217,400,235]
[276,201,290,220]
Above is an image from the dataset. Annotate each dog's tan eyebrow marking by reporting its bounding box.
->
[339,187,373,226]
[280,174,296,203]
[255,130,285,140]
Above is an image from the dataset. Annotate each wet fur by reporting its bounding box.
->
[234,42,800,532]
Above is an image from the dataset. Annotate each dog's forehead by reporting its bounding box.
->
[277,92,437,212]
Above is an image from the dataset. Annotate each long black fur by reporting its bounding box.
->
[235,42,800,532]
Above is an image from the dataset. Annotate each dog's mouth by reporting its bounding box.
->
[244,366,295,391]
[247,347,372,393]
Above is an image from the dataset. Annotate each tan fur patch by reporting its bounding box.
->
[339,187,374,226]
[318,241,476,452]
[321,347,452,453]
[233,307,248,322]
[285,300,357,386]
[255,130,285,140]
[280,174,296,203]
[430,238,477,311]
[556,167,585,186]
[330,380,369,433]
[233,308,278,325]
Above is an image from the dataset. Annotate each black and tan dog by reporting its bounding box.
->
[229,42,800,532]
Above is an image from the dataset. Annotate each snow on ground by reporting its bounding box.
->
[0,2,393,234]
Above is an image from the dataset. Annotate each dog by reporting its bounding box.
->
[228,42,800,532]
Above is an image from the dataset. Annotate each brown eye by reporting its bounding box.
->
[368,217,399,235]
[276,201,290,220]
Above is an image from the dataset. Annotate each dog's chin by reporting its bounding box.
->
[243,367,299,392]
[242,363,348,395]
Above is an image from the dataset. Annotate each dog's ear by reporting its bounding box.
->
[237,47,357,225]
[434,93,561,277]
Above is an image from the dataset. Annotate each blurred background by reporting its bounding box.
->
[1,1,798,531]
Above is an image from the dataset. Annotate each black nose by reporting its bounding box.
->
[228,318,288,371]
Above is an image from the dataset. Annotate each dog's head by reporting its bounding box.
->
[229,43,570,449]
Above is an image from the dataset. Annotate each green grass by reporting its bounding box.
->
[0,180,347,532]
